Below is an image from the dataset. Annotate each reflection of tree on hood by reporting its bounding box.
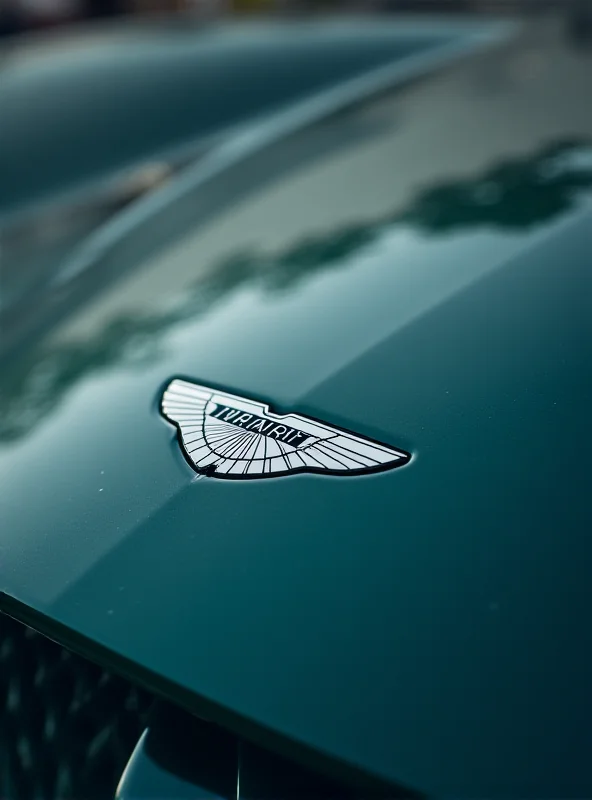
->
[1,139,591,442]
[207,140,592,294]
[402,139,592,233]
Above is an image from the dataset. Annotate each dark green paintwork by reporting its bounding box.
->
[0,16,464,339]
[1,16,591,797]
[0,20,450,216]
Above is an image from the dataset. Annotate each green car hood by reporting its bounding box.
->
[1,16,591,797]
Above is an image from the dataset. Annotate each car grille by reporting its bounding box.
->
[0,613,154,800]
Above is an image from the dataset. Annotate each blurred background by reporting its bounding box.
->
[1,0,589,40]
[1,0,591,798]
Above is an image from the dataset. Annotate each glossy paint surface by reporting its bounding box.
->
[0,18,455,216]
[0,17,462,321]
[1,16,591,796]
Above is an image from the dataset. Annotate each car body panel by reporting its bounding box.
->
[0,16,464,217]
[0,15,499,346]
[1,14,591,797]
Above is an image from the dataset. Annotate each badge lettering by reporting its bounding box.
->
[161,379,411,480]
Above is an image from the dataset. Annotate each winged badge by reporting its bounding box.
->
[161,378,411,480]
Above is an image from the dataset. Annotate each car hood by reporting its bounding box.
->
[1,15,591,797]
[0,14,475,322]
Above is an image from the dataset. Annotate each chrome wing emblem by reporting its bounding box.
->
[161,378,410,480]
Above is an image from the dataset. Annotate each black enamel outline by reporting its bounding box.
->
[159,376,412,481]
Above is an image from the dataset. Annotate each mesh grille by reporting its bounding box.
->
[0,613,154,800]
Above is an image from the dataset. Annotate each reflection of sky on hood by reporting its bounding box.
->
[1,139,592,443]
[163,204,590,405]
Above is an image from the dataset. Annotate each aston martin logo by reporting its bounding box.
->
[160,378,411,480]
